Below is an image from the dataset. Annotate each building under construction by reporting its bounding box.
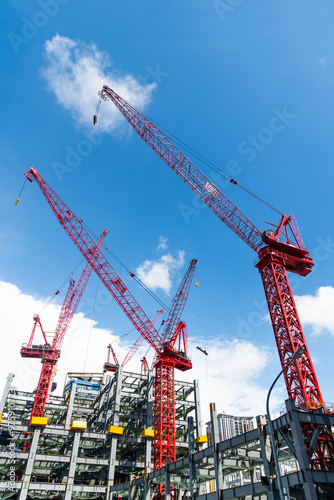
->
[0,369,334,499]
[0,368,202,499]
[3,86,334,499]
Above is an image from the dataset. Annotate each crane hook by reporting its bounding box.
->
[93,98,101,125]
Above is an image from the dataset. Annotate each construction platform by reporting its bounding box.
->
[0,371,333,499]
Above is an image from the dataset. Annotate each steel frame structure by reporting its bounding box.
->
[109,400,334,500]
[98,85,334,469]
[0,369,201,499]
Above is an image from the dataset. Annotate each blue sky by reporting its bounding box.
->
[1,1,334,418]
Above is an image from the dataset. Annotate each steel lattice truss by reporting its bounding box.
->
[151,259,197,369]
[99,86,263,253]
[161,259,197,344]
[25,168,163,353]
[258,259,323,408]
[154,361,176,469]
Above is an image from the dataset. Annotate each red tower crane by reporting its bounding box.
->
[103,308,165,372]
[21,230,106,425]
[96,85,334,469]
[104,343,120,373]
[24,168,196,482]
[141,356,150,376]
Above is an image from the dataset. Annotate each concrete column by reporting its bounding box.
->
[256,415,275,500]
[96,376,109,429]
[19,428,41,500]
[0,373,15,415]
[188,416,196,499]
[144,371,153,500]
[164,458,171,500]
[65,382,77,430]
[210,403,224,492]
[193,379,202,438]
[64,430,81,500]
[128,482,136,500]
[105,368,122,431]
[285,399,318,500]
[106,367,123,500]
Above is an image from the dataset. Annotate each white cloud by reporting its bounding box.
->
[317,57,328,70]
[41,35,156,133]
[0,280,278,426]
[295,286,334,336]
[157,236,168,251]
[181,337,277,423]
[136,251,185,295]
[0,281,137,398]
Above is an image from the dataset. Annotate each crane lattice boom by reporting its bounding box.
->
[53,230,107,352]
[152,258,197,370]
[98,86,324,412]
[99,86,263,253]
[25,167,163,354]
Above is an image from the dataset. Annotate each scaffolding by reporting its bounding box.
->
[1,371,334,499]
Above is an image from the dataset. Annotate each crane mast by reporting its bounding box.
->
[152,260,196,480]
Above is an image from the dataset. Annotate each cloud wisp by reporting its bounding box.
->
[136,250,185,295]
[0,279,281,424]
[0,280,135,397]
[157,236,168,251]
[182,337,276,422]
[41,35,156,133]
[295,286,334,336]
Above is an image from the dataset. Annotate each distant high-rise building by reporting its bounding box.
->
[206,413,254,444]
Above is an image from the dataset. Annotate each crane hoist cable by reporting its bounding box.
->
[37,257,87,315]
[97,96,283,216]
[109,309,167,358]
[121,309,166,339]
[83,278,99,372]
[194,277,208,356]
[15,178,28,205]
[141,311,167,360]
[168,134,283,216]
[77,219,170,312]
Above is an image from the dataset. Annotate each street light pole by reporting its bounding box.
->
[266,346,306,500]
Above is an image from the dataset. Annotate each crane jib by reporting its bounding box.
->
[100,86,263,252]
[142,124,262,252]
[25,168,163,354]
